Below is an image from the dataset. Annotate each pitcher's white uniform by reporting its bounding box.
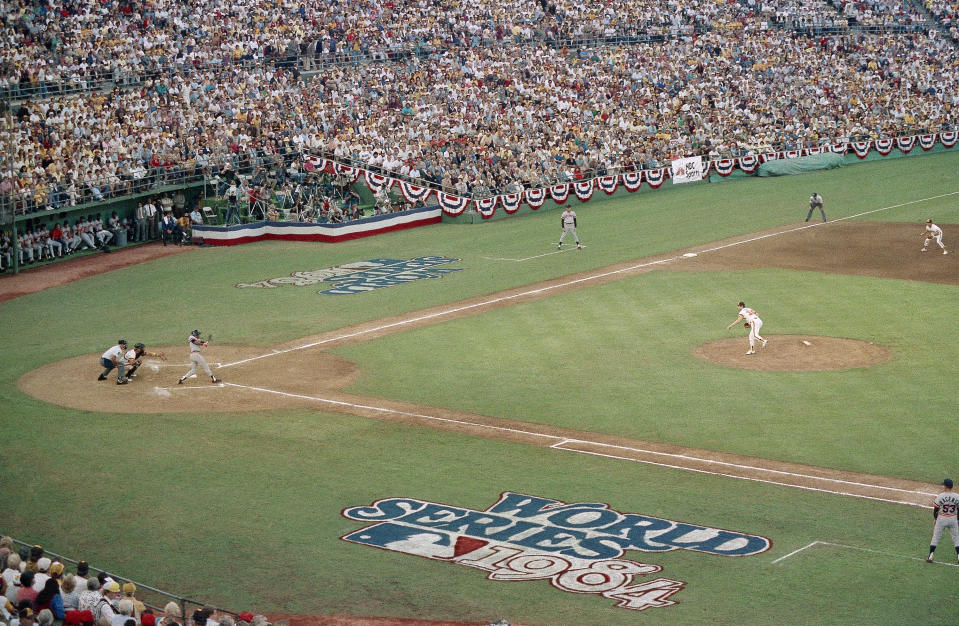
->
[558,208,582,249]
[726,301,766,355]
[922,220,947,254]
[178,330,220,384]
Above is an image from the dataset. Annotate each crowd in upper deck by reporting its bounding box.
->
[0,0,956,214]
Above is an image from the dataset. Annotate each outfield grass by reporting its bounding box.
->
[338,268,959,479]
[1,150,958,623]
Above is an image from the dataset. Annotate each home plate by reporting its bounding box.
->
[682,252,698,257]
[802,340,812,346]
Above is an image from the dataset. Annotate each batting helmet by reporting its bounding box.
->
[191,329,201,337]
[134,342,145,350]
[118,339,128,346]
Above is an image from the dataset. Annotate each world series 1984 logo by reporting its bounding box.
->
[342,492,771,611]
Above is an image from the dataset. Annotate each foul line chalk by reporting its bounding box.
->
[772,540,957,566]
[221,191,959,371]
[224,382,931,508]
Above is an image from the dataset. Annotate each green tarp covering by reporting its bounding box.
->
[757,152,845,176]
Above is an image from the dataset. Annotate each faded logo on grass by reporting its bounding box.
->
[235,257,462,295]
[341,492,771,611]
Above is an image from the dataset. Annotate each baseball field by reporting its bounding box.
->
[3,150,959,624]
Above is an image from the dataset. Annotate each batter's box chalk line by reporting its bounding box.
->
[771,541,958,566]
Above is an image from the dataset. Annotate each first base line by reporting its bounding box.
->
[221,382,932,508]
[771,540,958,567]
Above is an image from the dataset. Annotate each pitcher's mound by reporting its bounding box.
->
[695,335,892,371]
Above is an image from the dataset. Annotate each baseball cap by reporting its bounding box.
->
[118,339,128,346]
[104,581,121,592]
[943,478,953,488]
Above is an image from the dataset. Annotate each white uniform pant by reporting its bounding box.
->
[749,318,764,346]
[184,352,214,379]
[559,225,579,244]
[925,233,945,249]
[931,515,959,547]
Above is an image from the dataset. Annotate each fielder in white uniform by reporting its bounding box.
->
[178,329,221,384]
[926,478,959,563]
[921,219,947,254]
[726,301,767,355]
[558,208,583,250]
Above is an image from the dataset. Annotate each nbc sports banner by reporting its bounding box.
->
[670,156,704,185]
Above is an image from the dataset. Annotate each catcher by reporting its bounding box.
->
[123,342,166,381]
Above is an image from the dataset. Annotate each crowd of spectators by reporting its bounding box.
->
[0,540,273,626]
[834,0,929,28]
[927,0,959,40]
[0,0,957,218]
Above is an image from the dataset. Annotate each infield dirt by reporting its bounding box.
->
[12,221,947,515]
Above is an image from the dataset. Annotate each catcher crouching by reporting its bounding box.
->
[124,342,166,381]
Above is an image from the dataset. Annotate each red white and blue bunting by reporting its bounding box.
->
[305,132,956,220]
[475,196,497,219]
[304,155,328,173]
[851,142,871,159]
[621,171,642,192]
[644,168,667,188]
[896,136,915,154]
[397,181,433,203]
[573,180,594,202]
[437,192,469,216]
[738,155,760,174]
[364,170,394,193]
[525,187,547,209]
[550,183,570,204]
[597,176,618,195]
[713,159,735,177]
[333,163,361,182]
[501,193,522,214]
[874,138,894,156]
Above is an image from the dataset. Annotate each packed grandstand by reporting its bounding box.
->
[1,0,959,618]
[0,0,957,221]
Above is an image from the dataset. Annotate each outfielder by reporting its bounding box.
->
[178,329,221,385]
[805,192,826,222]
[726,301,767,355]
[926,478,959,563]
[123,342,166,381]
[557,207,583,250]
[921,219,947,254]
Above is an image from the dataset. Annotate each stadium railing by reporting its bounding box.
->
[3,535,238,625]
